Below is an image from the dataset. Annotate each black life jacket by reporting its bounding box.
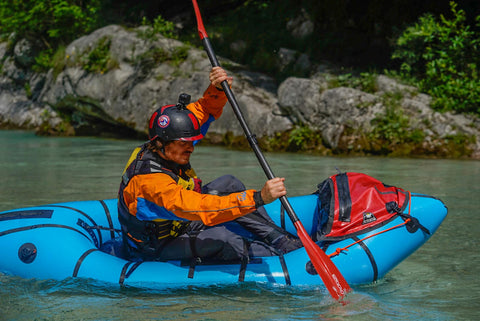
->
[118,144,199,257]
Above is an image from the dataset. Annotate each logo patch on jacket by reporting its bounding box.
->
[362,212,377,224]
[237,191,247,202]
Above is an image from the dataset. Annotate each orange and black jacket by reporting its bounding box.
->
[118,85,264,255]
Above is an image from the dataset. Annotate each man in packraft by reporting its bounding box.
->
[118,67,302,262]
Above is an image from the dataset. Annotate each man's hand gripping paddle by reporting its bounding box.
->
[191,0,351,301]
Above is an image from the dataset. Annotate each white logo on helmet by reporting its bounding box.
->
[158,115,170,128]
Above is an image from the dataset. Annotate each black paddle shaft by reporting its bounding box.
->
[194,2,352,299]
[202,38,300,224]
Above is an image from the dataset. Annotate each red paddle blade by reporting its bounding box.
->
[192,0,208,39]
[294,221,351,300]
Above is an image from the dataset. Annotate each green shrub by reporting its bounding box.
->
[262,125,324,153]
[170,46,190,66]
[152,15,177,39]
[34,45,67,76]
[329,72,378,93]
[287,125,323,151]
[33,49,55,72]
[51,45,67,77]
[392,1,480,115]
[0,0,101,72]
[0,1,100,45]
[368,93,425,155]
[369,105,411,144]
[82,36,118,74]
[138,15,177,40]
[135,45,190,74]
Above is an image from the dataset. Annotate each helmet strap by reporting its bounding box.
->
[149,138,166,156]
[158,140,166,155]
[157,139,173,157]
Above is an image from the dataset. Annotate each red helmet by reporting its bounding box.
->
[148,94,203,142]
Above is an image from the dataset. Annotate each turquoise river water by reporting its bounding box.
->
[0,130,479,320]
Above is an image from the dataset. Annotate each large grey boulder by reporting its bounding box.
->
[278,75,480,155]
[1,24,479,158]
[278,77,381,148]
[38,25,291,137]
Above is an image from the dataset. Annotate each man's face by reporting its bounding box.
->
[162,140,194,165]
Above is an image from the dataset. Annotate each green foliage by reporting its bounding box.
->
[33,45,67,76]
[368,93,425,155]
[137,48,170,66]
[287,125,323,152]
[82,37,118,74]
[33,49,55,72]
[170,46,190,66]
[0,0,100,45]
[328,72,378,93]
[24,83,32,99]
[262,124,325,153]
[135,45,190,74]
[392,1,480,115]
[138,15,177,40]
[51,45,67,77]
[0,0,101,72]
[370,106,411,144]
[152,15,177,39]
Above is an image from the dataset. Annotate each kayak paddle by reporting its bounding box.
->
[191,0,351,300]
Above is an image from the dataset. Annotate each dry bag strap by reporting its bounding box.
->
[336,173,352,222]
[238,240,251,282]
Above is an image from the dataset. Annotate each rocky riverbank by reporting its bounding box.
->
[1,25,479,159]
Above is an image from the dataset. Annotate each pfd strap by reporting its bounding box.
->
[188,231,201,279]
[238,240,250,282]
[247,210,296,239]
